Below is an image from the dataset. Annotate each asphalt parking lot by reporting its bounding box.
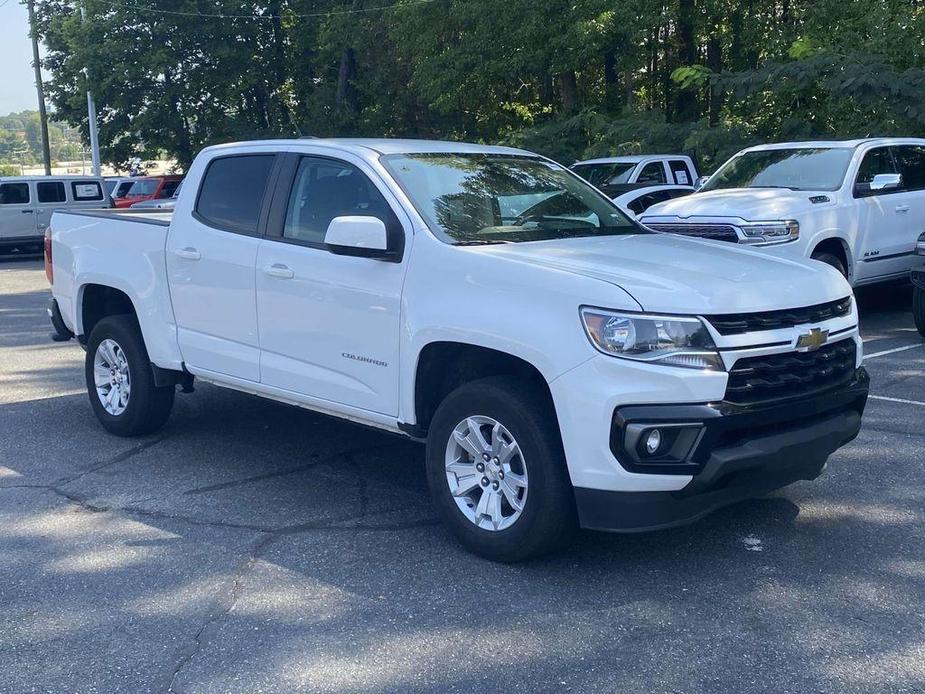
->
[1,256,924,694]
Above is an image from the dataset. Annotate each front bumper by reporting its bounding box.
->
[574,367,869,532]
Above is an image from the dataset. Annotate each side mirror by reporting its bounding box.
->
[324,216,392,259]
[870,173,902,192]
[694,175,710,191]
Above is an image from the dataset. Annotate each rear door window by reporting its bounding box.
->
[636,162,667,184]
[37,181,67,203]
[195,155,276,234]
[893,146,925,192]
[0,182,30,205]
[71,181,104,202]
[668,160,693,185]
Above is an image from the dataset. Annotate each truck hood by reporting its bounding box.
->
[640,187,835,222]
[480,233,849,314]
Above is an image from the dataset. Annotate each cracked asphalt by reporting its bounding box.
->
[2,255,924,693]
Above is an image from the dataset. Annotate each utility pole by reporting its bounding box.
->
[79,2,101,176]
[27,0,52,175]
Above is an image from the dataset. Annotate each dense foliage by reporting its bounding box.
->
[0,110,84,167]
[32,0,925,171]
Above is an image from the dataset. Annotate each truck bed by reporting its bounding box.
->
[58,208,173,226]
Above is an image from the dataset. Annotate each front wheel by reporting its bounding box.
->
[914,286,925,338]
[811,251,848,279]
[425,377,576,561]
[85,315,175,436]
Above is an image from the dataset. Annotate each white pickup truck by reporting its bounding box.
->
[46,139,869,561]
[640,139,925,286]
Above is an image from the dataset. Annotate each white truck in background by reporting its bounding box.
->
[46,138,868,561]
[640,139,925,286]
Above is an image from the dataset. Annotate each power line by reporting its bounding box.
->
[100,0,441,20]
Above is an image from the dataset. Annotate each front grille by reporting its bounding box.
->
[706,297,852,335]
[645,223,739,243]
[725,338,857,405]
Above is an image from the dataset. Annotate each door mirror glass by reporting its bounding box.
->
[694,175,710,191]
[324,216,389,257]
[870,173,902,191]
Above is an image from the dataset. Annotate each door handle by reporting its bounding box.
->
[896,205,911,213]
[263,263,294,279]
[21,209,34,214]
[174,247,201,260]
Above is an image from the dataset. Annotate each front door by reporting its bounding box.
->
[255,153,408,415]
[0,181,37,243]
[853,146,915,282]
[166,153,279,381]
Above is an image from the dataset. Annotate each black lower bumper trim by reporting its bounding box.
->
[579,370,868,532]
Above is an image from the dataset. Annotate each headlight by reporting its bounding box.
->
[916,232,925,256]
[740,220,799,244]
[580,308,724,370]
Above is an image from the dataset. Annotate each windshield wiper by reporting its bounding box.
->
[453,239,513,246]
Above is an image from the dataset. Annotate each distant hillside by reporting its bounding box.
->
[0,110,83,169]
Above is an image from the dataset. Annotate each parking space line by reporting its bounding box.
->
[864,343,925,360]
[869,395,925,407]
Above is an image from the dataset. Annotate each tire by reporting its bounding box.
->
[85,315,175,436]
[811,251,848,279]
[425,376,576,562]
[914,286,925,338]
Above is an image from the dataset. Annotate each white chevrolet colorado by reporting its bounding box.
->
[46,139,869,561]
[640,139,925,286]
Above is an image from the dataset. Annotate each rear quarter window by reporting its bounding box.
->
[195,155,276,234]
[71,181,104,201]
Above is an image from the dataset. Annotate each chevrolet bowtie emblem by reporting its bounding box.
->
[796,327,829,351]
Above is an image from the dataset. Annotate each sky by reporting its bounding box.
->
[0,0,44,117]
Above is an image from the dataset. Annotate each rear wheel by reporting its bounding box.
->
[85,315,175,436]
[811,251,848,279]
[914,286,925,338]
[425,377,576,561]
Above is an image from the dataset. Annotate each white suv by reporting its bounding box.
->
[639,139,925,286]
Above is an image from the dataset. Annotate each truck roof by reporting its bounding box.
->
[1,174,106,182]
[740,137,925,153]
[573,155,691,166]
[201,138,535,158]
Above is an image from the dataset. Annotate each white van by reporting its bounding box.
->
[0,176,111,253]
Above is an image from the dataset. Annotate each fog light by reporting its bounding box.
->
[645,429,662,455]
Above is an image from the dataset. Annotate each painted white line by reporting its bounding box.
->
[864,343,925,360]
[870,395,925,407]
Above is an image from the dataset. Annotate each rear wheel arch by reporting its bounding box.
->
[78,283,138,341]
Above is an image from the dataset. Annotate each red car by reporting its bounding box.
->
[113,175,183,209]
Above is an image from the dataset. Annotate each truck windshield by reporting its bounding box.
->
[702,147,854,192]
[571,161,636,186]
[381,153,638,244]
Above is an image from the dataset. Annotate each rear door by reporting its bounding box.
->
[0,181,37,242]
[34,180,67,235]
[166,153,280,381]
[892,145,925,269]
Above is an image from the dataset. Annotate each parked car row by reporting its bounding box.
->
[105,174,184,208]
[45,137,871,561]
